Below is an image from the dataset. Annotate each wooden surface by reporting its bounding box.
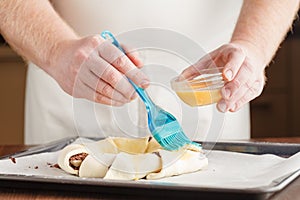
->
[250,30,300,138]
[1,139,300,199]
[0,46,26,145]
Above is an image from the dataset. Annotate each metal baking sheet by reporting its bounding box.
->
[1,137,300,200]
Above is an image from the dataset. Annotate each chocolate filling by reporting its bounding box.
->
[9,156,16,164]
[153,152,161,158]
[69,153,88,170]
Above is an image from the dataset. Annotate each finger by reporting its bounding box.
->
[101,66,137,100]
[180,45,226,81]
[229,80,263,112]
[96,78,136,102]
[75,79,125,106]
[85,53,136,100]
[217,99,229,113]
[94,91,125,107]
[79,68,132,103]
[224,71,264,105]
[180,53,216,80]
[220,80,254,112]
[122,45,143,68]
[81,35,105,50]
[222,45,246,81]
[98,41,149,88]
[221,60,254,100]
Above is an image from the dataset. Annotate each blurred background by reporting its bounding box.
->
[0,17,299,144]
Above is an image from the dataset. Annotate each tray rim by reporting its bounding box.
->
[0,169,299,192]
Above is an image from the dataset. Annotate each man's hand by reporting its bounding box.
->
[181,0,300,112]
[47,35,149,106]
[180,42,266,112]
[0,0,149,106]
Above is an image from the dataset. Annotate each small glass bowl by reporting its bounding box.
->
[171,67,225,107]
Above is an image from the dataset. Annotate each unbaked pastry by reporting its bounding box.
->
[58,137,208,180]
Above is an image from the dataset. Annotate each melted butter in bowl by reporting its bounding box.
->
[171,68,224,107]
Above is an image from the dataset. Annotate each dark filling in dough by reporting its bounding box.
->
[69,153,88,170]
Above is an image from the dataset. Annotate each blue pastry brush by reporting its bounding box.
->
[101,31,200,151]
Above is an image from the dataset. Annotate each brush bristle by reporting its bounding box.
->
[156,131,201,151]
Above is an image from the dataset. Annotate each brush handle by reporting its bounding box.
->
[101,31,154,108]
[127,79,154,108]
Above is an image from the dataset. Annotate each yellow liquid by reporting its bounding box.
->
[176,89,222,107]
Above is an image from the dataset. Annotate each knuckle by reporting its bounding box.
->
[220,44,229,50]
[105,69,120,86]
[227,44,244,56]
[103,67,119,86]
[98,42,112,58]
[102,84,112,97]
[96,94,105,103]
[244,81,252,90]
[229,43,242,51]
[127,68,140,79]
[134,69,144,78]
[115,55,129,68]
[231,79,241,89]
[234,45,243,53]
[70,65,80,78]
[89,35,102,48]
[127,89,135,99]
[74,49,89,63]
[231,47,240,53]
[228,47,243,59]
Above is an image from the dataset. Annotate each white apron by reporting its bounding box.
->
[25,0,250,144]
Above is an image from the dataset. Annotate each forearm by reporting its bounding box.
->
[231,0,300,66]
[0,0,78,69]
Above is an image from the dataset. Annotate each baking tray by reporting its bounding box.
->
[1,136,300,200]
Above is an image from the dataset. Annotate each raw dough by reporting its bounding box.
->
[58,137,208,180]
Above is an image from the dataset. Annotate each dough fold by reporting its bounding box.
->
[104,152,161,180]
[58,137,207,180]
[146,149,208,180]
